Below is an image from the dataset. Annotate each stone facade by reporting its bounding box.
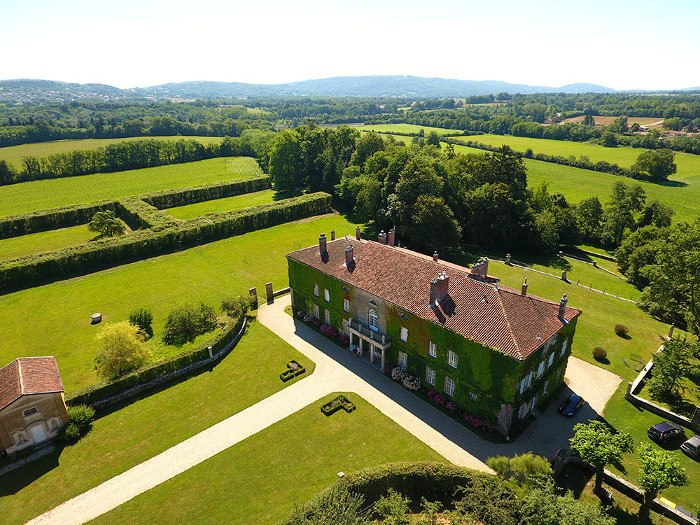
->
[0,392,69,454]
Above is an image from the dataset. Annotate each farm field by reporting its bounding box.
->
[166,189,278,219]
[0,136,222,169]
[0,224,95,261]
[0,321,315,525]
[0,213,355,391]
[358,123,458,135]
[0,157,262,217]
[90,394,445,525]
[562,115,665,128]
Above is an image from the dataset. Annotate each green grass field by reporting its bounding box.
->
[0,213,355,391]
[0,321,316,525]
[358,123,458,136]
[166,189,278,219]
[0,136,222,169]
[90,394,445,525]
[0,157,262,217]
[0,224,96,261]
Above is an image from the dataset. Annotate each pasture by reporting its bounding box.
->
[357,123,458,135]
[0,213,355,391]
[166,189,278,219]
[0,136,222,169]
[89,395,445,525]
[0,224,95,261]
[0,157,262,217]
[0,321,316,525]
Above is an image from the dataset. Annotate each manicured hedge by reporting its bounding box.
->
[116,197,180,230]
[141,176,271,209]
[0,192,332,293]
[281,462,490,523]
[320,394,355,415]
[280,360,306,382]
[0,200,117,239]
[66,315,244,407]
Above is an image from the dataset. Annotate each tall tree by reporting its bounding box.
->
[569,420,633,493]
[88,210,126,238]
[268,129,303,190]
[637,443,689,524]
[646,336,698,401]
[632,149,677,181]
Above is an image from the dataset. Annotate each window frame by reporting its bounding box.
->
[428,341,437,357]
[369,309,379,332]
[444,376,455,397]
[426,366,436,386]
[447,350,458,368]
[398,351,408,370]
[324,289,330,302]
[400,327,408,342]
[313,283,319,297]
[343,298,350,312]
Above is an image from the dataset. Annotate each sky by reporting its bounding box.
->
[2,0,699,91]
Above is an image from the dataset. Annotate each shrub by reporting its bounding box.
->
[88,210,126,237]
[128,308,154,338]
[94,321,153,380]
[614,324,629,337]
[220,294,252,318]
[61,423,82,443]
[391,367,408,382]
[593,346,608,361]
[163,302,217,346]
[61,404,95,443]
[402,374,421,391]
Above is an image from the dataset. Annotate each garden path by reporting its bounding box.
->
[27,295,622,524]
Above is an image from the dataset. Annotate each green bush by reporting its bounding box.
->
[141,176,271,209]
[163,302,217,346]
[220,294,253,318]
[593,346,608,361]
[61,404,96,443]
[66,315,244,407]
[614,324,629,337]
[129,308,154,338]
[61,423,82,443]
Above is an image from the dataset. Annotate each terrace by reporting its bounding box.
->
[347,318,391,370]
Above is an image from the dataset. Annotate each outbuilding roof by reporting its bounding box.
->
[0,357,64,411]
[287,237,580,360]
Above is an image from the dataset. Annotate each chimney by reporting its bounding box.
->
[482,257,489,278]
[319,233,327,257]
[331,229,335,241]
[388,228,396,247]
[433,251,439,262]
[558,293,568,320]
[355,226,361,240]
[436,272,449,300]
[378,230,387,244]
[345,245,354,266]
[429,279,438,306]
[521,278,528,296]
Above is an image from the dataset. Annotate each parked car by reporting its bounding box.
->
[647,421,685,444]
[559,394,585,416]
[680,435,700,458]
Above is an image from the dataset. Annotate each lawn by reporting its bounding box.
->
[0,156,262,218]
[166,189,278,219]
[0,213,356,391]
[89,393,446,525]
[0,321,316,525]
[0,136,222,169]
[0,224,95,261]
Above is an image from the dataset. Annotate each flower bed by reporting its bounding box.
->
[320,394,356,416]
[279,360,306,382]
[426,390,494,433]
[294,311,349,347]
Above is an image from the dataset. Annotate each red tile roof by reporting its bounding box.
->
[0,357,64,411]
[288,238,580,360]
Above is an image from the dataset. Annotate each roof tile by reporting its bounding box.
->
[0,357,64,410]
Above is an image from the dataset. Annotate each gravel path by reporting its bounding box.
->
[26,295,622,524]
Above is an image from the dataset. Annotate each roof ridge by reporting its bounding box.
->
[17,359,24,396]
[495,286,522,359]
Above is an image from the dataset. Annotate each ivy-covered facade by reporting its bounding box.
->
[287,233,580,437]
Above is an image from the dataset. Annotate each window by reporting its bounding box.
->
[399,351,408,369]
[543,380,549,395]
[560,338,569,356]
[369,309,379,332]
[343,298,350,312]
[448,350,458,368]
[426,367,436,385]
[470,392,478,402]
[519,373,532,394]
[400,327,408,342]
[313,284,319,297]
[23,407,38,417]
[324,289,330,302]
[537,361,545,377]
[547,352,555,368]
[325,309,331,324]
[428,341,437,357]
[444,376,455,396]
[313,304,319,319]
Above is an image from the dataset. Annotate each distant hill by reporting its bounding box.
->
[1,76,619,103]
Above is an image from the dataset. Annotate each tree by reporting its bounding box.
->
[88,210,126,237]
[632,149,677,181]
[0,160,15,184]
[574,196,604,243]
[520,478,616,525]
[286,484,367,525]
[637,443,689,524]
[163,302,218,345]
[94,322,152,380]
[487,452,552,488]
[569,420,633,493]
[426,130,441,147]
[128,308,153,338]
[582,114,596,126]
[407,196,461,253]
[268,129,303,190]
[646,336,698,401]
[640,219,700,333]
[600,132,617,147]
[601,182,646,247]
